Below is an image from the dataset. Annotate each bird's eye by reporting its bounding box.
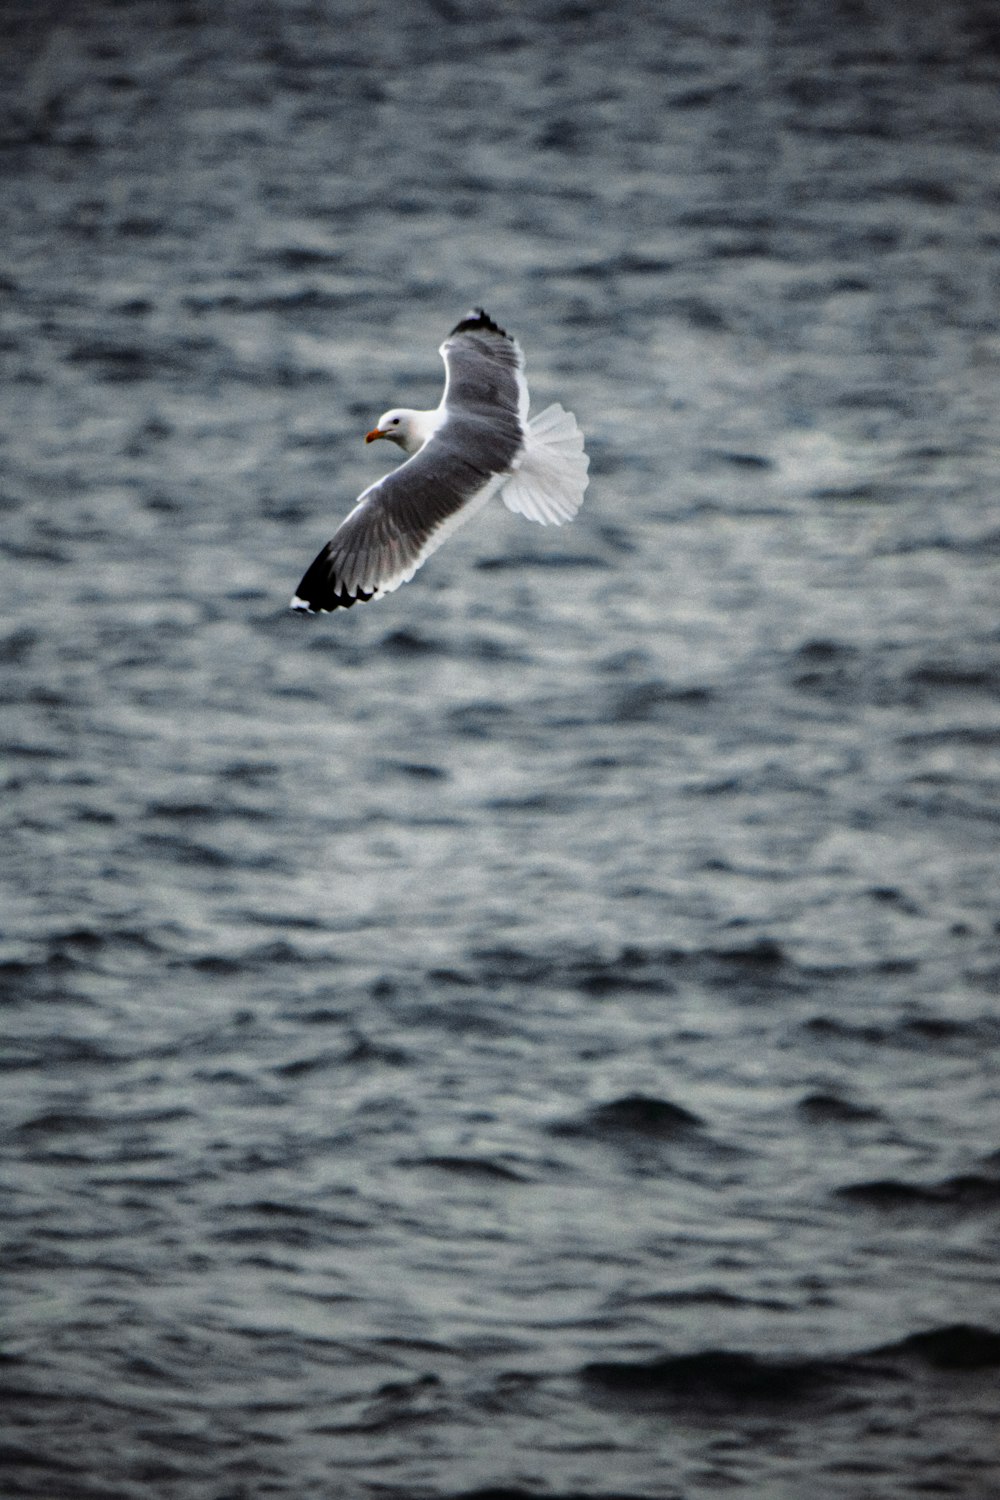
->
[390,418,400,426]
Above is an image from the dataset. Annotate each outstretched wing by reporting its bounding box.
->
[440,308,530,426]
[290,446,508,612]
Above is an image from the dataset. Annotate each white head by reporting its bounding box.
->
[366,408,418,453]
[365,405,443,456]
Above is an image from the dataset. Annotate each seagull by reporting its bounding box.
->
[290,309,589,612]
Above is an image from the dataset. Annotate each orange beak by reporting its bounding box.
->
[365,427,386,444]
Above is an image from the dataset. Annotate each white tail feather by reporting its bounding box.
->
[500,403,589,525]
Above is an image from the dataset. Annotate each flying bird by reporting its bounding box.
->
[290,309,589,612]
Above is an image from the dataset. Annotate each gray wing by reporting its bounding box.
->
[440,308,530,426]
[290,412,523,613]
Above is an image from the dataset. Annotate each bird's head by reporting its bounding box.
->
[365,409,412,449]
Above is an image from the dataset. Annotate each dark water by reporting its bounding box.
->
[3,2,1000,1496]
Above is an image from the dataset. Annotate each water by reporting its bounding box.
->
[2,2,999,1496]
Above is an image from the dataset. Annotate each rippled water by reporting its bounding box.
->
[3,2,1000,1497]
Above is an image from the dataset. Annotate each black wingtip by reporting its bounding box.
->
[291,549,376,613]
[448,308,509,340]
[290,586,373,614]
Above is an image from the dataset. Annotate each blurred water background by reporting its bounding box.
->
[2,1,1000,1496]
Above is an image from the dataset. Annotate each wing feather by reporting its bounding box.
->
[440,309,529,428]
[290,413,515,613]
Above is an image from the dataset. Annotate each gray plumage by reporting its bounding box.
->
[291,310,588,614]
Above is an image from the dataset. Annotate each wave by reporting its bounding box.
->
[835,1173,1000,1212]
[551,1094,703,1142]
[581,1321,1000,1410]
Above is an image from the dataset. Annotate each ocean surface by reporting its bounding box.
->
[2,2,1000,1497]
